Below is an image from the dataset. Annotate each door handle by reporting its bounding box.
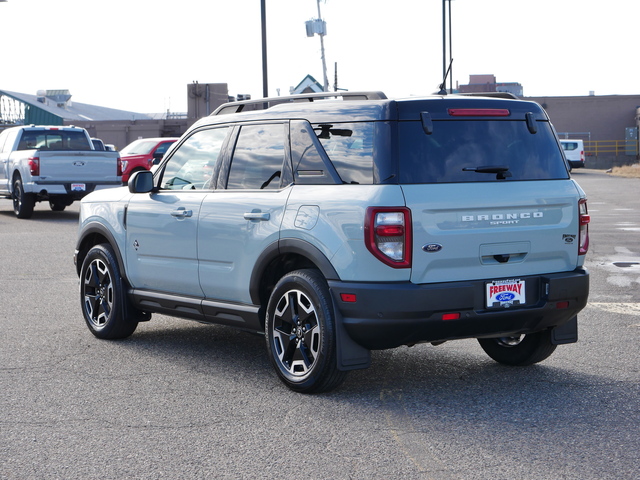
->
[171,208,193,218]
[244,212,270,221]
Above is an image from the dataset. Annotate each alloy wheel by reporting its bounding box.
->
[271,289,321,378]
[83,258,114,329]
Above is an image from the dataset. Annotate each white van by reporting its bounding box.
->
[560,139,585,168]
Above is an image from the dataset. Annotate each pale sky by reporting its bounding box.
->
[1,0,638,114]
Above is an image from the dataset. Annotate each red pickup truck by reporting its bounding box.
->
[119,137,178,183]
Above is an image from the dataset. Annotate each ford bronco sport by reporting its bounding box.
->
[74,91,590,393]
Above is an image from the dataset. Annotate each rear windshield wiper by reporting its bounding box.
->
[462,165,512,180]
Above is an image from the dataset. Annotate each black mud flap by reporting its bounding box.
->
[333,304,371,371]
[551,316,578,345]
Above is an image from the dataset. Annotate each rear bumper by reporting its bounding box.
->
[329,268,589,350]
[29,182,120,200]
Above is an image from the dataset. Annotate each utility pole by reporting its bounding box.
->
[317,0,329,92]
[306,0,329,92]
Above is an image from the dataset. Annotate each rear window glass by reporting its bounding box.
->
[18,130,91,151]
[398,120,569,183]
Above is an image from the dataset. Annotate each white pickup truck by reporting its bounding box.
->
[0,125,122,218]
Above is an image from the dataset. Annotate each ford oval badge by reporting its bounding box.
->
[422,243,443,253]
[496,292,516,302]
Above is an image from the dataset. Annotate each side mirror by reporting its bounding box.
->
[128,170,154,193]
[152,151,165,164]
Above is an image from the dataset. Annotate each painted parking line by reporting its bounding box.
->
[588,303,640,324]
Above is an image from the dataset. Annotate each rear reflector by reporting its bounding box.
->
[448,108,510,117]
[556,301,569,309]
[340,293,357,303]
[442,313,461,321]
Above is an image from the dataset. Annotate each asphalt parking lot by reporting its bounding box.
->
[1,169,638,480]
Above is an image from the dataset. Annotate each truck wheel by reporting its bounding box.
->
[265,269,347,393]
[12,177,35,219]
[80,244,138,339]
[478,330,557,366]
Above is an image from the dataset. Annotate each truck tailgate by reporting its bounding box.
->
[38,151,119,182]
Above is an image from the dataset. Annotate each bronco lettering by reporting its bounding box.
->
[462,212,543,222]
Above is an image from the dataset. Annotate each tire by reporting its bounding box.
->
[80,244,138,339]
[12,176,35,219]
[265,269,347,393]
[478,330,557,366]
[49,201,67,212]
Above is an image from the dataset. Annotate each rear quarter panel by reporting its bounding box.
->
[282,184,411,282]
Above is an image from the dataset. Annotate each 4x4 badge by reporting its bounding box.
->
[422,243,443,253]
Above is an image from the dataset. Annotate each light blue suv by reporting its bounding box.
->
[75,92,590,393]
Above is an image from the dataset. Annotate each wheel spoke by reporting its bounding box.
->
[86,262,100,289]
[297,341,314,370]
[100,297,111,319]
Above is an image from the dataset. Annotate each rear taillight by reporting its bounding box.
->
[365,207,412,268]
[117,157,124,177]
[578,199,590,255]
[28,156,40,176]
[580,150,585,163]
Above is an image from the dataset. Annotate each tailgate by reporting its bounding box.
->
[403,180,582,284]
[38,151,119,182]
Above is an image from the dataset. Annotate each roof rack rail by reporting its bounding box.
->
[212,91,388,116]
[458,92,519,99]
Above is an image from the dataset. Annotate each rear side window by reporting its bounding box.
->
[313,122,375,185]
[398,120,569,183]
[290,120,341,185]
[227,124,285,190]
[155,141,175,155]
[561,142,578,151]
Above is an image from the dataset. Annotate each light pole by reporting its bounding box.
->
[261,0,268,98]
[441,0,453,93]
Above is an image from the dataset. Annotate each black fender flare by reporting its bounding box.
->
[75,222,126,278]
[249,238,340,305]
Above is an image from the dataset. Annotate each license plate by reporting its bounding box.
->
[486,279,525,308]
[71,183,86,192]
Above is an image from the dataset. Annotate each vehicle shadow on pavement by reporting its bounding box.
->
[88,318,638,476]
[0,208,79,223]
[110,317,633,410]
